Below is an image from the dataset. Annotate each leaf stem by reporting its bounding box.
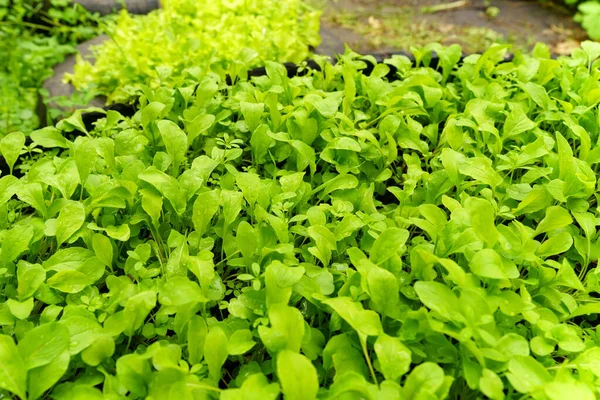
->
[360,335,378,386]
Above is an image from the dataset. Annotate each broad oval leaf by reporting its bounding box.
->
[17,322,70,370]
[0,334,27,399]
[277,350,319,400]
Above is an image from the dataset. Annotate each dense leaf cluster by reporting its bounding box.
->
[67,0,322,104]
[2,42,600,399]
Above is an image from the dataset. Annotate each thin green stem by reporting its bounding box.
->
[360,335,378,386]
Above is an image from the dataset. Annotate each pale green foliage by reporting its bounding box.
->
[68,0,321,103]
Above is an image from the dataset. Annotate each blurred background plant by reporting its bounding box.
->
[67,0,322,104]
[574,0,600,40]
[0,0,102,135]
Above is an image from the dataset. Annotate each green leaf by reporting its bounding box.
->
[250,124,274,164]
[192,190,220,237]
[158,120,188,174]
[142,102,166,129]
[307,225,337,266]
[291,140,316,175]
[140,188,163,227]
[536,232,573,257]
[1,225,34,266]
[265,261,305,307]
[187,315,208,365]
[334,214,365,241]
[277,350,319,400]
[236,172,261,208]
[503,108,535,138]
[123,291,157,336]
[479,369,504,400]
[6,297,34,320]
[370,228,409,264]
[81,335,115,367]
[0,334,27,400]
[520,81,553,110]
[59,316,103,355]
[545,381,595,400]
[221,373,280,400]
[365,262,402,319]
[0,175,19,205]
[47,270,94,293]
[140,168,188,215]
[57,110,91,134]
[187,113,215,143]
[0,131,25,174]
[159,276,203,306]
[497,333,530,357]
[414,281,462,321]
[506,355,552,393]
[204,326,229,381]
[258,304,305,353]
[573,212,596,238]
[302,326,326,361]
[571,303,600,318]
[580,39,600,60]
[403,362,448,399]
[43,247,95,271]
[535,206,572,234]
[116,353,151,398]
[55,201,86,247]
[240,102,265,132]
[236,221,258,259]
[458,156,503,187]
[374,334,411,380]
[573,347,600,377]
[515,186,553,215]
[95,137,116,171]
[73,136,96,186]
[222,190,243,233]
[470,249,519,280]
[434,43,462,81]
[30,127,69,148]
[17,261,46,300]
[321,174,358,196]
[92,234,113,269]
[28,350,70,400]
[465,197,498,247]
[530,336,555,356]
[18,322,70,370]
[321,297,382,337]
[228,329,256,356]
[16,182,48,217]
[104,224,131,241]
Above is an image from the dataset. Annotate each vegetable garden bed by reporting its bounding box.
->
[2,41,600,399]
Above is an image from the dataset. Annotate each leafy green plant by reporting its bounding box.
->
[547,0,600,41]
[576,1,600,40]
[67,0,322,104]
[0,0,102,136]
[3,41,600,399]
[537,0,599,41]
